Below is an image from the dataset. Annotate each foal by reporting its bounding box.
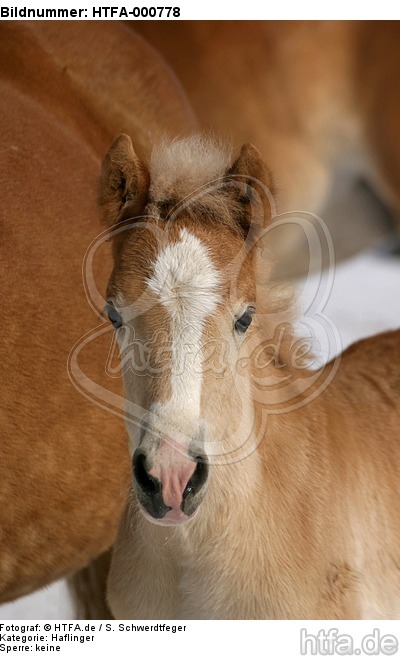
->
[100,134,400,619]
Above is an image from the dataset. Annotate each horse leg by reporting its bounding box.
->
[68,551,113,620]
[355,23,400,223]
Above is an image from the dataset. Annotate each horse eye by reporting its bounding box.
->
[234,308,255,334]
[106,301,122,329]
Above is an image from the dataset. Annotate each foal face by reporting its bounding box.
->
[107,219,256,524]
[100,134,272,525]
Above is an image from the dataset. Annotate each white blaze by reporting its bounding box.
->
[146,229,221,415]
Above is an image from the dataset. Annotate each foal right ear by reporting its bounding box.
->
[98,134,150,227]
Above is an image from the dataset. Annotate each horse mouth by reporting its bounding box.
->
[138,503,199,526]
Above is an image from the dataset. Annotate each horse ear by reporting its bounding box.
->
[99,134,150,227]
[228,143,275,234]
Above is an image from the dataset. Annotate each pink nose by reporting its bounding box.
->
[132,442,209,521]
[149,462,196,510]
[148,440,196,510]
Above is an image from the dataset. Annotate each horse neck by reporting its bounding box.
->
[180,360,330,541]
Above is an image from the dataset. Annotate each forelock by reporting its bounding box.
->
[149,135,232,201]
[146,136,246,234]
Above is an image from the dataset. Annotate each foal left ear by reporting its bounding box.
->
[228,143,275,234]
[98,133,150,227]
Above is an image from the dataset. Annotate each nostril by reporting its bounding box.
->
[183,457,209,500]
[133,451,160,495]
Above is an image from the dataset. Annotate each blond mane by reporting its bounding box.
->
[149,135,232,201]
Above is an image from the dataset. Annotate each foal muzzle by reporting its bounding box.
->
[132,445,209,524]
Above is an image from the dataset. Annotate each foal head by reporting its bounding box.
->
[99,135,274,525]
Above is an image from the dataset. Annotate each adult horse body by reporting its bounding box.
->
[0,21,195,603]
[136,21,400,264]
[100,135,400,619]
